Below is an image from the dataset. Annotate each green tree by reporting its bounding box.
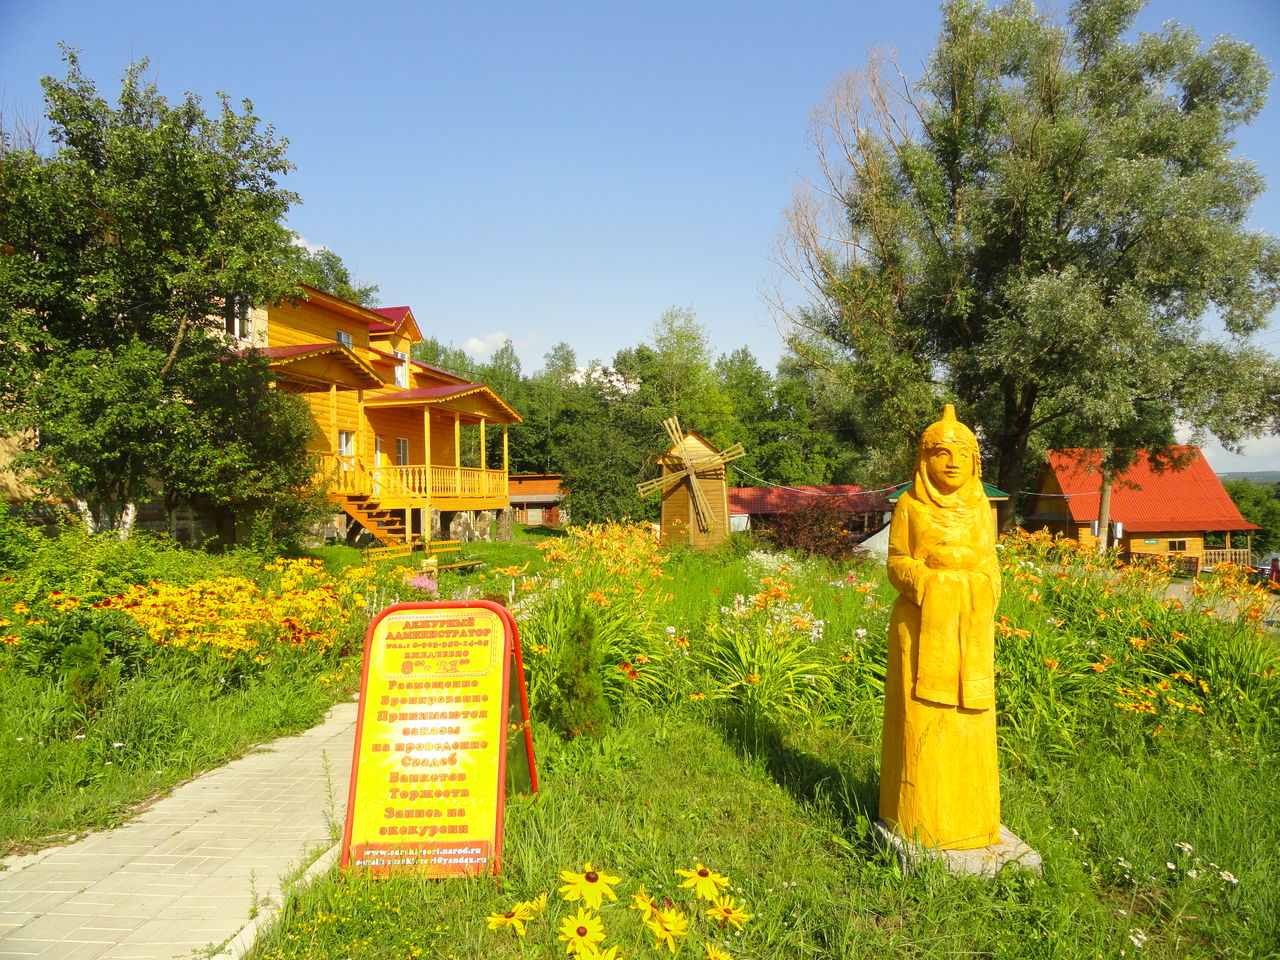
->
[1224,479,1280,560]
[0,49,309,535]
[779,0,1280,528]
[295,245,380,306]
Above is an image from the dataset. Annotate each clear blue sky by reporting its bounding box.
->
[2,0,1278,471]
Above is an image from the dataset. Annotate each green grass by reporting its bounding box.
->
[0,665,348,855]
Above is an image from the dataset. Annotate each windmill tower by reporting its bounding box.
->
[636,416,745,549]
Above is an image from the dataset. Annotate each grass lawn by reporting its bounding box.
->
[248,527,1279,960]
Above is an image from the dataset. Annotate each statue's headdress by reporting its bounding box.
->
[911,404,984,509]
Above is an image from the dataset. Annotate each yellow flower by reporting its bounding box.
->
[586,947,623,960]
[707,895,752,929]
[485,903,532,935]
[518,891,548,914]
[644,907,688,953]
[559,862,620,909]
[557,906,605,955]
[705,944,734,960]
[630,886,656,920]
[675,863,730,901]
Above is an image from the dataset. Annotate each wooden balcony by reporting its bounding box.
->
[320,455,508,509]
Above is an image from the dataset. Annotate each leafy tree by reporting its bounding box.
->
[1224,479,1280,560]
[779,0,1280,529]
[295,245,379,306]
[0,49,310,535]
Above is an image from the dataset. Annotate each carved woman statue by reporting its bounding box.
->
[879,404,1001,850]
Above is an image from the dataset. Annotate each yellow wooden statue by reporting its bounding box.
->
[879,404,1001,850]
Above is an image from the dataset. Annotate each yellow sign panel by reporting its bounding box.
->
[341,601,517,876]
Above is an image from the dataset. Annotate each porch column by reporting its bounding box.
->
[454,410,461,493]
[479,418,487,470]
[1225,531,1232,550]
[422,410,433,542]
[329,383,337,443]
[503,423,509,473]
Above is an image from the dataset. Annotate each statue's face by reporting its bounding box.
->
[924,439,974,494]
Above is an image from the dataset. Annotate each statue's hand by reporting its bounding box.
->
[925,543,976,570]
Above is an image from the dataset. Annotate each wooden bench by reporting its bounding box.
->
[361,539,464,563]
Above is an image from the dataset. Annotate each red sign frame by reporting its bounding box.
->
[340,600,536,875]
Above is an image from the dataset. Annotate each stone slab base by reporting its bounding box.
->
[873,820,1042,877]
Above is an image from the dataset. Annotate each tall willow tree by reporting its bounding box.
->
[779,0,1280,527]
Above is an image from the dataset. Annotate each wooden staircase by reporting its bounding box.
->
[335,493,407,546]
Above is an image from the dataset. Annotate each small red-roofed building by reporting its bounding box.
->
[729,484,891,535]
[1025,447,1258,569]
[508,474,566,527]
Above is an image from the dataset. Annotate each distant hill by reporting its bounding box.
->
[1217,471,1280,484]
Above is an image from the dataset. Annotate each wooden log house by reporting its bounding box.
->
[242,286,521,544]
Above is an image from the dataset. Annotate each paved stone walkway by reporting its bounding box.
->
[0,702,357,960]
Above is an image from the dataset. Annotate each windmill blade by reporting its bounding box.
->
[661,416,686,456]
[686,470,714,533]
[636,468,689,498]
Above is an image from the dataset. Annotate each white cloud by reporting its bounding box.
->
[290,233,327,254]
[463,331,544,360]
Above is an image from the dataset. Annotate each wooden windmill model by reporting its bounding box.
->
[636,416,745,549]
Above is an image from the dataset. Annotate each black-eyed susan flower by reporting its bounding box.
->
[707,895,752,930]
[676,863,730,901]
[557,906,605,954]
[559,863,620,909]
[518,891,548,914]
[485,902,532,935]
[630,886,656,921]
[643,907,688,953]
[705,944,734,960]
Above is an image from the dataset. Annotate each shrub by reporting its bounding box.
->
[757,499,874,561]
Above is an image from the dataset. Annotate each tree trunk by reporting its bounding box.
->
[120,501,137,539]
[1096,466,1114,552]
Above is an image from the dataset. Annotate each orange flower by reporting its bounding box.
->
[1043,659,1059,670]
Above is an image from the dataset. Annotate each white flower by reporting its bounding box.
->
[1173,841,1193,854]
[112,742,125,748]
[1128,929,1148,948]
[74,734,85,740]
[1166,862,1176,871]
[1219,870,1238,884]
[1070,827,1080,837]
[666,625,676,636]
[1116,857,1132,870]
[1187,869,1199,878]
[855,628,867,639]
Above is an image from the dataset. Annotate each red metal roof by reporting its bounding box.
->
[409,358,470,384]
[1047,447,1258,533]
[729,485,888,515]
[372,306,411,324]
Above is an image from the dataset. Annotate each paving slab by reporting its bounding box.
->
[0,702,356,960]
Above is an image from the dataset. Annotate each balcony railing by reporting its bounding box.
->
[320,455,507,501]
[1201,548,1255,569]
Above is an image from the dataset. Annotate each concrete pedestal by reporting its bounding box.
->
[873,821,1042,877]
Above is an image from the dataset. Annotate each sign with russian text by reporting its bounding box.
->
[341,600,535,876]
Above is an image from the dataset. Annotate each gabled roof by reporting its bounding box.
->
[364,383,522,422]
[258,343,383,388]
[1045,447,1258,533]
[730,485,889,515]
[367,305,422,342]
[409,358,471,385]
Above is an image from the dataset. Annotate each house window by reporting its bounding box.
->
[338,430,354,458]
[336,329,353,349]
[396,438,409,466]
[223,295,250,340]
[1168,539,1188,552]
[393,349,408,388]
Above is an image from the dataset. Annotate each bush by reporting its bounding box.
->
[756,499,874,561]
